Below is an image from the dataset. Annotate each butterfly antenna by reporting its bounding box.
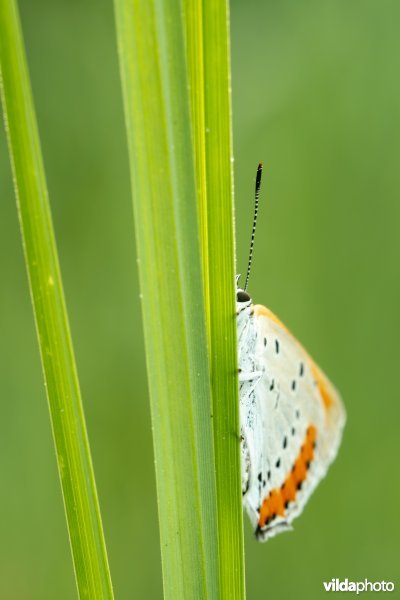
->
[244,162,263,291]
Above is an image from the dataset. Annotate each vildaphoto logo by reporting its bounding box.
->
[323,579,395,594]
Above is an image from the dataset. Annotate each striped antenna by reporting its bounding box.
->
[244,162,263,291]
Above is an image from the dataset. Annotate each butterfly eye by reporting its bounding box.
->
[237,290,251,303]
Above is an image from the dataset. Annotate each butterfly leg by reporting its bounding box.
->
[240,430,251,495]
[238,369,264,383]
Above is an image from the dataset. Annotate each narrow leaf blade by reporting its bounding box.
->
[184,0,246,597]
[114,0,220,597]
[0,2,114,598]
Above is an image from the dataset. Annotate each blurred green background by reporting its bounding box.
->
[1,0,399,598]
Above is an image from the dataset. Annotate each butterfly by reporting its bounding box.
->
[238,163,346,541]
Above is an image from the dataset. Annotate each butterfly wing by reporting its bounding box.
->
[240,304,346,541]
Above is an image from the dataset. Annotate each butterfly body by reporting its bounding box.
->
[237,288,346,541]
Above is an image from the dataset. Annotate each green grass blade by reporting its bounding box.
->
[183,0,210,331]
[184,1,246,598]
[113,0,219,598]
[203,3,246,596]
[0,2,114,598]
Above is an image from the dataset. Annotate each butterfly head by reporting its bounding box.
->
[236,288,251,304]
[236,285,252,312]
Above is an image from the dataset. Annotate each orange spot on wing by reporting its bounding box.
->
[258,426,317,529]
